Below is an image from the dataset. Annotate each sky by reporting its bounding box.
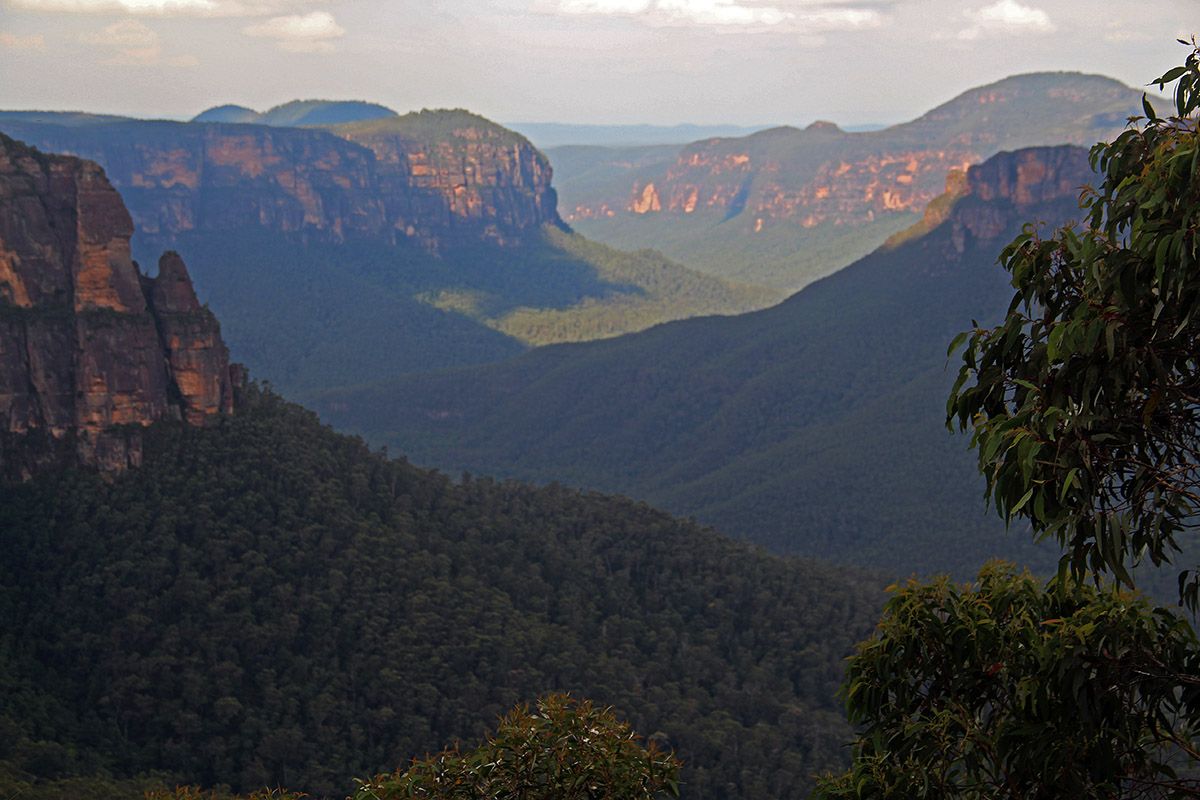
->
[0,0,1194,126]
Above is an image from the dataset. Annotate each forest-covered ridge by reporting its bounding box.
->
[0,387,884,800]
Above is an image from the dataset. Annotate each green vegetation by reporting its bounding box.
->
[356,694,680,800]
[487,228,776,344]
[569,209,918,292]
[814,564,1200,798]
[336,109,531,147]
[816,45,1200,798]
[0,387,882,799]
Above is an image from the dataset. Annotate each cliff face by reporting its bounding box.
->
[946,145,1092,252]
[558,73,1137,236]
[340,112,558,248]
[0,110,560,252]
[882,145,1093,270]
[0,133,236,478]
[608,132,975,233]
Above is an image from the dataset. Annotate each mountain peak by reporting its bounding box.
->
[911,71,1144,131]
[805,120,843,134]
[192,104,260,124]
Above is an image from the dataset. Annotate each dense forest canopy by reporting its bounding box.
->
[0,387,883,800]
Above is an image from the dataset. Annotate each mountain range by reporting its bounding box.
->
[0,107,768,398]
[552,72,1150,291]
[192,100,398,127]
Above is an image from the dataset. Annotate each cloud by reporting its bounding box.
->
[553,0,883,29]
[3,0,309,17]
[242,10,344,52]
[958,0,1054,40]
[79,18,198,64]
[0,31,46,49]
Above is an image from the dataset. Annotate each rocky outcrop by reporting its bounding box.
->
[338,111,559,249]
[0,109,561,252]
[0,133,236,478]
[887,145,1093,265]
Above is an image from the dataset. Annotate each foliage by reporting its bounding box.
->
[813,563,1200,799]
[487,227,776,345]
[947,42,1200,605]
[0,386,880,799]
[355,695,680,800]
[815,43,1200,800]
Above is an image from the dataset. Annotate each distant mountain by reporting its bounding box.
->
[191,103,261,123]
[0,111,770,398]
[506,121,774,148]
[192,99,398,127]
[554,72,1149,290]
[317,145,1096,579]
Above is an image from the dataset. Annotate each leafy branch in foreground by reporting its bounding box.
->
[946,40,1200,605]
[816,40,1200,800]
[353,694,681,800]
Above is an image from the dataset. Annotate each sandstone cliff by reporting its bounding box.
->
[559,73,1136,235]
[0,109,561,252]
[0,133,236,478]
[883,144,1093,268]
[943,145,1092,256]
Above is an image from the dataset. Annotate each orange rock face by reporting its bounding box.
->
[2,115,560,254]
[908,146,1093,263]
[0,134,237,478]
[599,141,981,229]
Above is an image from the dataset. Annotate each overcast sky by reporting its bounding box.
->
[0,0,1193,125]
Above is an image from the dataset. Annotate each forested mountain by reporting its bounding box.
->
[0,113,770,398]
[0,388,883,800]
[317,145,1095,578]
[553,72,1148,291]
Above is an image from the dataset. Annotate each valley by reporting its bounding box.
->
[2,17,1197,799]
[316,145,1090,578]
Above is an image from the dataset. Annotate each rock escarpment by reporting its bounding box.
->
[940,145,1093,257]
[0,133,236,478]
[885,145,1093,254]
[560,73,1136,235]
[0,109,561,252]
